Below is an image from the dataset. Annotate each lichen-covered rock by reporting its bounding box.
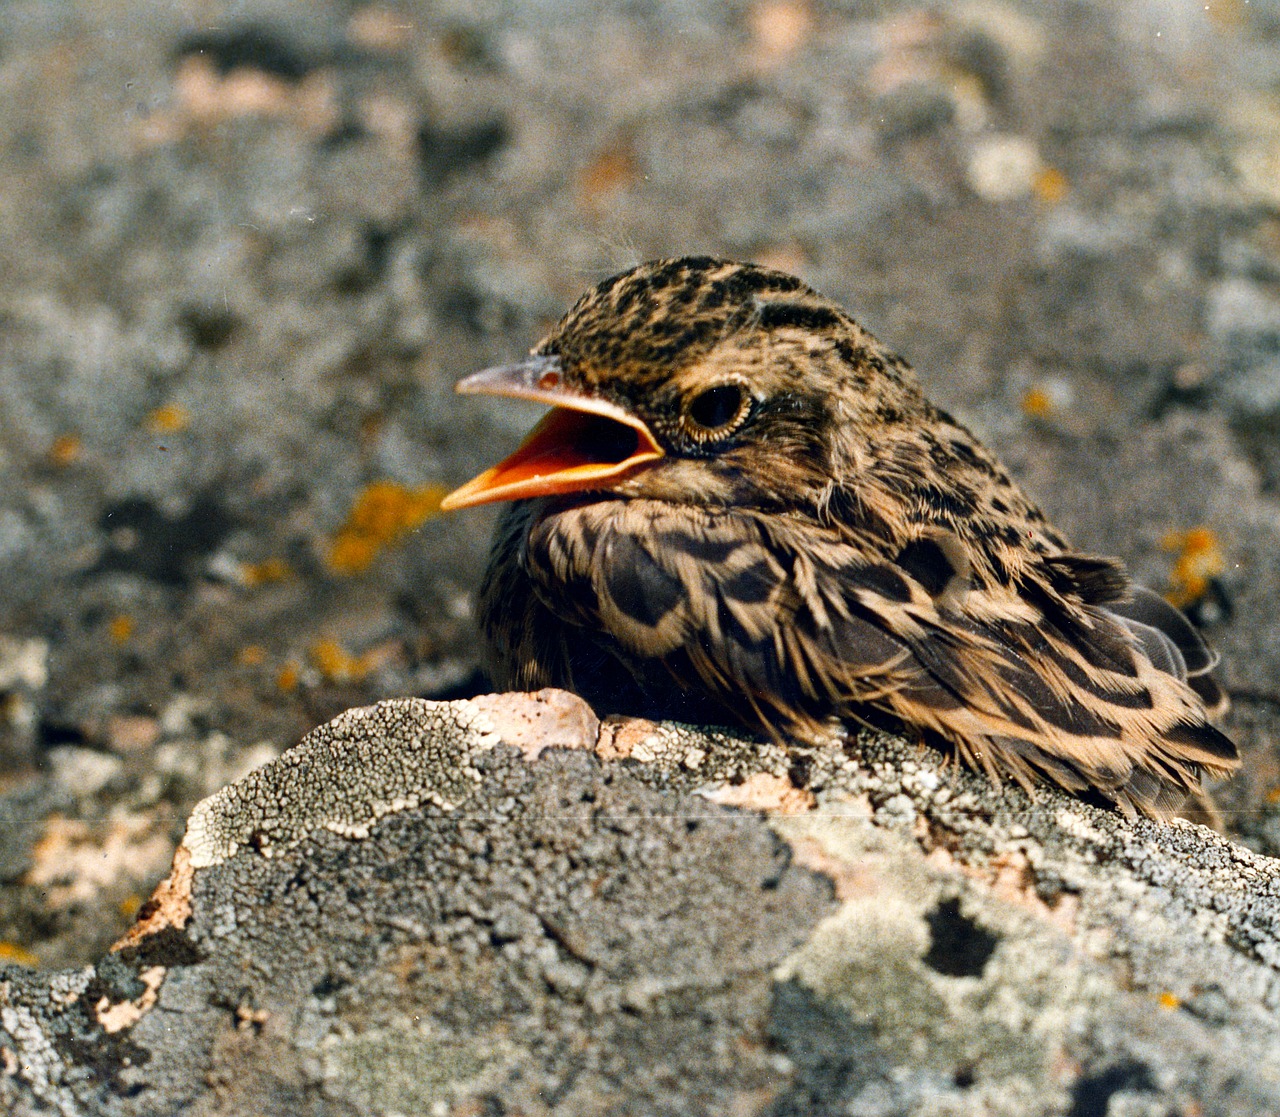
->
[3,0,1280,979]
[2,2,1280,1106]
[4,692,1280,1116]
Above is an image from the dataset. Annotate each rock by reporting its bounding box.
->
[1,0,1280,1100]
[0,635,48,767]
[1,0,1279,970]
[3,691,1280,1116]
[1205,277,1280,417]
[966,134,1042,202]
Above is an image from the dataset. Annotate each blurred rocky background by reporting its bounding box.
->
[1,0,1279,968]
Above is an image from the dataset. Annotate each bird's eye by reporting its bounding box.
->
[685,382,749,437]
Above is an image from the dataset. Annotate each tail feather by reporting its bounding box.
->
[855,578,1238,819]
[1117,615,1188,680]
[1107,586,1228,718]
[1108,587,1220,676]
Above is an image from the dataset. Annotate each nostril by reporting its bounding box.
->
[538,370,561,390]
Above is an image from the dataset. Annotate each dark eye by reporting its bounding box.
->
[686,382,748,435]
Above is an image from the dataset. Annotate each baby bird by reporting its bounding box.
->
[442,257,1237,817]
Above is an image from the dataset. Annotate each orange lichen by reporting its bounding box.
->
[1158,992,1181,1010]
[49,433,83,467]
[1162,527,1226,609]
[109,615,136,645]
[577,139,639,208]
[326,481,447,575]
[1033,166,1068,204]
[275,663,300,693]
[241,558,292,586]
[145,404,191,434]
[238,644,268,667]
[0,941,39,966]
[327,533,378,575]
[119,894,143,919]
[309,637,377,683]
[1020,386,1054,418]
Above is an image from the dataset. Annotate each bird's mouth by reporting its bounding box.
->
[440,355,664,511]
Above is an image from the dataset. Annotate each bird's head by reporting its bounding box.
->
[441,257,924,513]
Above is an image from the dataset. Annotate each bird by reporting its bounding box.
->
[441,256,1237,817]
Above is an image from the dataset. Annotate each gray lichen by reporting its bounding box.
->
[5,693,1280,1116]
[183,698,501,867]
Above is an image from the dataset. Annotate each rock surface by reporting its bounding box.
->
[4,691,1280,1116]
[2,0,1280,967]
[2,0,1280,1109]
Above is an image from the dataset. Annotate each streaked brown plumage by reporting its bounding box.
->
[442,256,1237,817]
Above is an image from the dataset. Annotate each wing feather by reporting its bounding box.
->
[525,500,1237,817]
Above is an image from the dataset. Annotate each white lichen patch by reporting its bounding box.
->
[183,698,499,868]
[0,635,48,690]
[95,966,165,1035]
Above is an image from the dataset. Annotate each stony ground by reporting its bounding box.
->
[1,0,1279,975]
[9,694,1280,1117]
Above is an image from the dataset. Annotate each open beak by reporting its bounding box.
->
[440,355,664,511]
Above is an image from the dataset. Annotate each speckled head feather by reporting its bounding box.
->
[529,257,923,505]
[445,256,1238,818]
